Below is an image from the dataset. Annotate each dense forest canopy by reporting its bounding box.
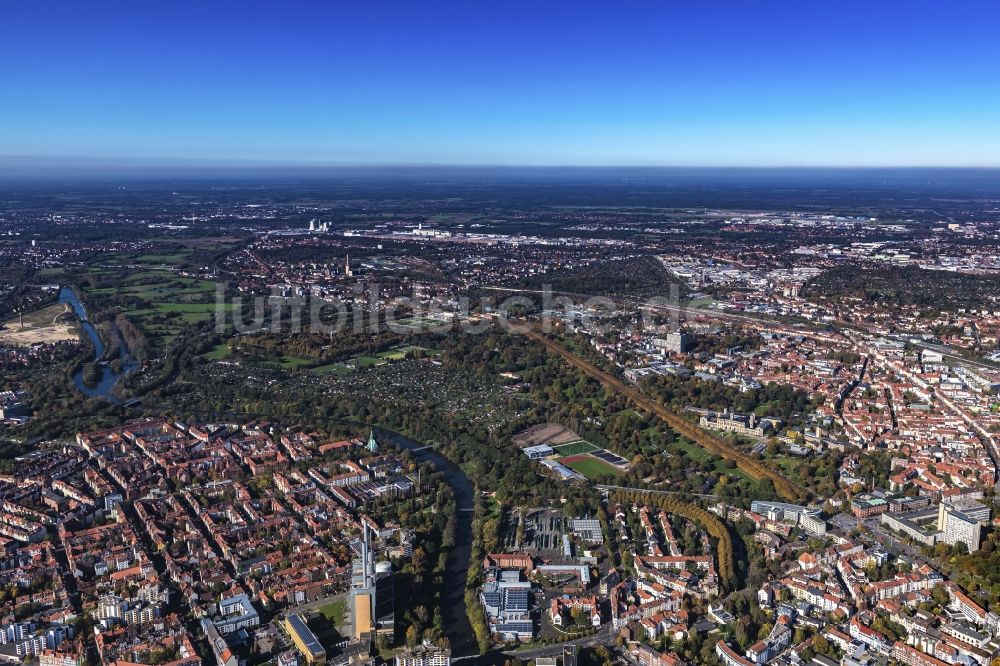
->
[805,265,1000,311]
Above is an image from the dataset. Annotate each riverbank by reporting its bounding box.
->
[371,426,477,657]
[59,286,139,401]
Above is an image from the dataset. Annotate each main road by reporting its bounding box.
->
[454,627,616,665]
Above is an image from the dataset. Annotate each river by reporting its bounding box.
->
[371,427,477,657]
[58,286,138,401]
[51,292,480,652]
[53,288,476,652]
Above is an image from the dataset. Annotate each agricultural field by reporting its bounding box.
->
[107,238,244,266]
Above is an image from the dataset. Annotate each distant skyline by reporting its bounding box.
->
[4,1,1000,168]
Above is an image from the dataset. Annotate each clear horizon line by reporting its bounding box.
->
[2,155,1000,171]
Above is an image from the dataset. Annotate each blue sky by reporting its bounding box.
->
[3,1,999,167]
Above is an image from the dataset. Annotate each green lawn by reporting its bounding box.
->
[668,440,751,480]
[397,344,432,354]
[377,350,408,360]
[318,599,346,627]
[280,356,315,369]
[315,599,348,643]
[203,343,232,360]
[124,302,224,349]
[772,456,799,474]
[393,316,452,331]
[133,252,191,264]
[128,302,222,324]
[310,345,437,376]
[714,460,753,481]
[688,297,717,309]
[312,363,354,376]
[88,271,216,298]
[668,440,712,462]
[373,345,438,361]
[561,455,624,479]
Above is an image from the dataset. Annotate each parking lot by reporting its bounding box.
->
[523,509,567,553]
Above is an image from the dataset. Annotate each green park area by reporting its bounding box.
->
[667,440,753,481]
[309,345,440,376]
[667,440,712,461]
[204,343,232,360]
[43,267,223,355]
[93,272,221,350]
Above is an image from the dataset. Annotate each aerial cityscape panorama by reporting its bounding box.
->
[3,2,1000,666]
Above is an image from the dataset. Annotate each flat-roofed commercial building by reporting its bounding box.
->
[522,445,554,459]
[284,614,326,665]
[880,508,941,547]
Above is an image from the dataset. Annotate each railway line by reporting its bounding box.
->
[522,329,808,503]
